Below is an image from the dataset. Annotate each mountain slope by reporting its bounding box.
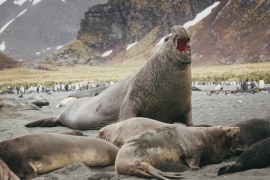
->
[190,0,270,66]
[50,0,269,67]
[0,52,20,70]
[0,0,107,61]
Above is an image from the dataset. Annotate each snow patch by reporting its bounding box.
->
[56,45,63,50]
[101,50,113,57]
[183,2,220,29]
[13,0,28,6]
[0,18,15,34]
[156,34,171,46]
[0,41,5,51]
[156,1,220,46]
[32,0,41,6]
[36,52,40,55]
[0,0,7,6]
[46,47,52,50]
[17,9,27,17]
[61,0,66,2]
[126,41,138,50]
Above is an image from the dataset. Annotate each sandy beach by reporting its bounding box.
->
[1,85,270,180]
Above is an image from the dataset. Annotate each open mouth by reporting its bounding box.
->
[176,39,189,53]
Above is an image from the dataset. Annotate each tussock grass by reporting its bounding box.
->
[0,62,270,90]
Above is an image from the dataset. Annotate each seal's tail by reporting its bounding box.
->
[25,117,60,128]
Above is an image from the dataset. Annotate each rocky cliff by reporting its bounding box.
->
[0,52,20,70]
[49,0,270,67]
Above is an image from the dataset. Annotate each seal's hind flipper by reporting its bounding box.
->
[25,117,60,128]
[140,162,183,179]
[60,130,86,136]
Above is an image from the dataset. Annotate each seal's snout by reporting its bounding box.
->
[223,126,240,141]
[230,127,240,141]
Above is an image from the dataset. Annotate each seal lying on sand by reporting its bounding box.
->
[0,133,119,179]
[115,126,239,179]
[230,117,270,155]
[0,159,19,180]
[97,117,185,147]
[25,25,193,130]
[218,137,270,176]
[68,86,108,98]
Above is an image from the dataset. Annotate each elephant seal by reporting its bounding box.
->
[230,117,270,155]
[115,125,240,179]
[218,137,270,175]
[97,117,185,147]
[0,159,19,180]
[25,25,193,130]
[0,133,119,179]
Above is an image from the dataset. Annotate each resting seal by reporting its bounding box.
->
[97,117,185,147]
[0,159,19,180]
[230,117,270,155]
[25,25,192,130]
[218,137,270,175]
[0,133,119,179]
[115,126,239,179]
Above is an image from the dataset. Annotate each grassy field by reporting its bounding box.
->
[0,62,270,90]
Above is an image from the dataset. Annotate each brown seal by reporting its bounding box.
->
[0,159,19,180]
[218,137,270,175]
[115,126,239,179]
[97,117,185,147]
[0,133,119,179]
[25,25,193,130]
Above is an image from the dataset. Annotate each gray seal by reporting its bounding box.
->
[25,25,192,130]
[115,126,239,179]
[0,133,119,179]
[97,117,185,147]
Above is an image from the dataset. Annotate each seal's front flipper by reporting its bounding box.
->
[185,156,200,170]
[23,162,38,180]
[25,117,61,128]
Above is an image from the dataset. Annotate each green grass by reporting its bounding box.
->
[1,62,270,90]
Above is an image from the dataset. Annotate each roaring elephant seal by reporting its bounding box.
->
[115,125,240,179]
[218,137,270,176]
[25,25,193,130]
[97,117,185,147]
[0,159,19,180]
[0,133,119,179]
[230,117,270,156]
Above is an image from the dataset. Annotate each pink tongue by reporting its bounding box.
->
[177,39,188,52]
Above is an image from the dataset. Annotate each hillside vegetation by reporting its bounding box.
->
[1,62,270,90]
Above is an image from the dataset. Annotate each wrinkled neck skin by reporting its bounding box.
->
[134,40,191,97]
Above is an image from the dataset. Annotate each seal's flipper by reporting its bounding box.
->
[23,162,38,180]
[60,130,86,136]
[0,159,20,180]
[25,117,60,128]
[218,164,243,176]
[139,162,183,179]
